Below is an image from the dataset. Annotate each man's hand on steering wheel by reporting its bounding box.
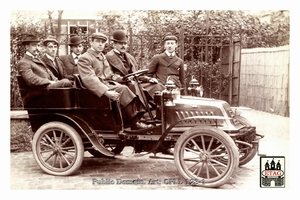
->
[123,69,149,82]
[111,74,124,82]
[149,77,158,83]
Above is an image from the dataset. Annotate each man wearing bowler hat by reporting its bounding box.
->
[77,32,152,130]
[60,35,84,80]
[106,30,138,80]
[106,30,155,108]
[17,34,73,88]
[41,36,67,80]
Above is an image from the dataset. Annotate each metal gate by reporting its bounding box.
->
[128,31,241,106]
[182,34,241,106]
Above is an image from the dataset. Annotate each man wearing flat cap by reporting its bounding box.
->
[60,35,84,80]
[17,34,73,88]
[105,30,153,107]
[142,33,186,155]
[77,32,151,130]
[142,33,186,98]
[41,37,67,80]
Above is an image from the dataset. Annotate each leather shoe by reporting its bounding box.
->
[131,121,154,130]
[161,148,174,155]
[130,110,146,121]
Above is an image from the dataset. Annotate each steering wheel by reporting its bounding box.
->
[123,69,149,80]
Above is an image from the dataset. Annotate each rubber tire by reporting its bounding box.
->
[174,126,239,188]
[235,115,257,166]
[32,121,84,176]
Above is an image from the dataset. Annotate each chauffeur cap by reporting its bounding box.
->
[163,34,178,43]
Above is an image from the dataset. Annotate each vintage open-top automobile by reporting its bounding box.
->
[17,69,264,188]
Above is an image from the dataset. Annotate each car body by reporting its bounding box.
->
[17,71,264,188]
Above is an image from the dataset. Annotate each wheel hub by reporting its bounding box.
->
[54,145,61,153]
[200,152,210,161]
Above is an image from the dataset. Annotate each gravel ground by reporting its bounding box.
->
[238,108,291,188]
[238,109,290,158]
[246,109,290,140]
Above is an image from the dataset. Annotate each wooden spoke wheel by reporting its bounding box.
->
[174,126,239,188]
[32,122,84,176]
[234,116,257,166]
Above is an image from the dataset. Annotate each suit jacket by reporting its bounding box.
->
[106,49,153,105]
[59,54,78,80]
[17,54,58,88]
[105,49,138,76]
[147,52,185,89]
[41,55,66,80]
[77,49,135,107]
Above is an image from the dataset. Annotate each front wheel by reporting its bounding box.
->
[32,121,84,176]
[174,126,239,188]
[235,115,257,166]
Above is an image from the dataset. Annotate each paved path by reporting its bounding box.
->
[10,148,261,190]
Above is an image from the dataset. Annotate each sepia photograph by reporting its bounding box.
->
[7,1,295,198]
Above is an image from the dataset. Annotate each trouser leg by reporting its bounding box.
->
[122,97,145,126]
[47,79,73,88]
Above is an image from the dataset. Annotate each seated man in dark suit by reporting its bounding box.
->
[105,30,157,108]
[143,34,186,155]
[60,35,84,81]
[41,37,67,80]
[141,34,186,98]
[17,34,73,89]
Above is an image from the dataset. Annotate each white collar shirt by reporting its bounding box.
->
[26,51,35,58]
[72,52,80,64]
[165,51,175,57]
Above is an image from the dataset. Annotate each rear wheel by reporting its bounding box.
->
[174,126,239,188]
[32,122,84,176]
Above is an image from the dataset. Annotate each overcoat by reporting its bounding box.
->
[17,54,57,87]
[59,54,78,80]
[77,49,136,107]
[41,55,66,80]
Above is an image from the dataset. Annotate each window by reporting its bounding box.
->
[69,26,87,35]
